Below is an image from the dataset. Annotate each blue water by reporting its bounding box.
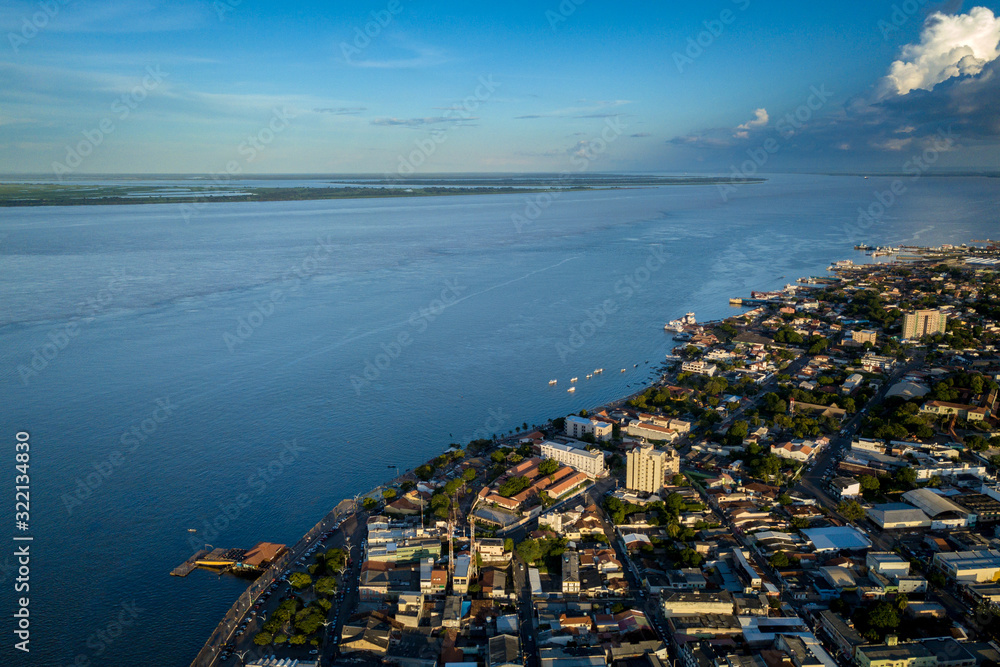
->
[0,174,998,665]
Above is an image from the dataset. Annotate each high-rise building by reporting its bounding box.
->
[901,309,948,339]
[626,444,678,494]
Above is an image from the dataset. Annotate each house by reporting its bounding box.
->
[831,477,861,499]
[920,401,989,422]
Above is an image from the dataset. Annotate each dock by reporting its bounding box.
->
[171,549,209,577]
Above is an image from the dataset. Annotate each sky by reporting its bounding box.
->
[1,0,999,175]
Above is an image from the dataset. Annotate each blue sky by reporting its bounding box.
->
[1,0,999,174]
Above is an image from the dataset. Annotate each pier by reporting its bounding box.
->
[171,549,209,577]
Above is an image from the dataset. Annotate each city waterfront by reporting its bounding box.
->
[1,174,999,665]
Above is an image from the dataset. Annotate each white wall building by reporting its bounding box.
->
[540,441,605,478]
[564,415,613,442]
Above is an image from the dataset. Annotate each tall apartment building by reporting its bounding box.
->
[540,441,605,477]
[626,444,679,494]
[902,309,948,339]
[852,329,878,344]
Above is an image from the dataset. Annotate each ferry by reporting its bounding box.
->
[664,312,697,332]
[567,387,576,393]
[548,379,557,385]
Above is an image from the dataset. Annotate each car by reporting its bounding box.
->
[310,650,319,655]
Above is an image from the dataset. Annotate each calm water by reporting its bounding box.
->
[1,174,998,665]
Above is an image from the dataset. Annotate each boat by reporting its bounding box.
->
[664,311,697,331]
[621,368,626,373]
[548,380,557,385]
[567,387,576,393]
[570,377,578,383]
[586,374,592,379]
[594,368,603,374]
[187,529,197,533]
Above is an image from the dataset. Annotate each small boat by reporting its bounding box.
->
[570,377,578,383]
[586,374,592,379]
[621,368,626,373]
[594,368,603,374]
[187,529,197,533]
[548,380,557,385]
[567,387,576,393]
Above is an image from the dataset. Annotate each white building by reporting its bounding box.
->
[681,360,718,376]
[625,420,679,443]
[933,550,1000,582]
[564,415,613,442]
[771,440,818,462]
[539,441,605,478]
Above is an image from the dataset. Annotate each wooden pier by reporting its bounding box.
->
[171,549,209,577]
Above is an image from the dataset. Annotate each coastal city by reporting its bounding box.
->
[187,240,1000,667]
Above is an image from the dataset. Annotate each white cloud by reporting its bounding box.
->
[882,6,1000,96]
[733,107,768,138]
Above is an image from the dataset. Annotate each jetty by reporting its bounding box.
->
[171,549,210,577]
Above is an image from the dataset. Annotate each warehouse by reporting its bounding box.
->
[866,503,932,530]
[901,489,972,529]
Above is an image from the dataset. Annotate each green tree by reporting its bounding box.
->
[288,572,313,590]
[837,500,866,522]
[777,494,793,506]
[860,475,880,491]
[415,464,435,481]
[315,576,337,596]
[672,474,686,486]
[868,601,901,633]
[254,632,273,646]
[363,497,377,511]
[538,459,559,475]
[770,552,790,568]
[504,538,514,552]
[462,467,477,482]
[290,634,308,645]
[382,488,397,501]
[498,476,531,498]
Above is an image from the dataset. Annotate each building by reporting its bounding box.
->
[817,609,864,661]
[801,526,871,552]
[933,550,1000,582]
[853,330,878,345]
[453,554,474,594]
[625,420,679,444]
[626,445,679,494]
[681,360,717,376]
[661,591,733,617]
[867,503,932,530]
[920,401,989,422]
[856,642,935,667]
[562,551,580,594]
[488,635,522,667]
[772,440,818,462]
[901,488,972,529]
[842,374,865,394]
[902,309,948,340]
[831,477,861,499]
[540,441,605,478]
[565,415,613,442]
[867,552,910,577]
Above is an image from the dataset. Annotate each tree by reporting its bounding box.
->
[867,601,901,633]
[290,634,308,645]
[288,572,313,590]
[382,488,397,501]
[315,577,337,596]
[462,467,477,482]
[672,474,686,486]
[770,552,790,568]
[415,464,435,481]
[777,494,793,506]
[498,476,531,498]
[363,497,378,511]
[538,459,559,476]
[504,538,514,552]
[791,517,810,529]
[895,466,917,490]
[254,632,273,646]
[860,475,880,491]
[837,500,866,522]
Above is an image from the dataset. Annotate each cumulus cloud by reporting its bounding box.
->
[880,7,1000,96]
[734,108,769,138]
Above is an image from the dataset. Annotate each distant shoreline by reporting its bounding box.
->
[0,177,766,207]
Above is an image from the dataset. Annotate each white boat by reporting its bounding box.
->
[548,379,557,385]
[570,377,578,383]
[594,368,603,374]
[664,312,697,331]
[567,387,576,393]
[586,374,592,379]
[620,368,626,373]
